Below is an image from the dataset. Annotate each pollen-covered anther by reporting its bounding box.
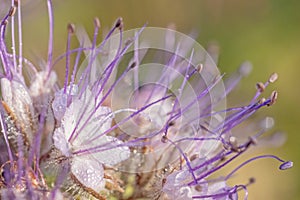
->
[268,72,279,83]
[94,17,101,28]
[256,82,265,93]
[67,23,75,34]
[8,6,16,17]
[115,17,123,30]
[268,91,278,106]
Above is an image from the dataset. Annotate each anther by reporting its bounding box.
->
[248,136,258,146]
[129,61,137,69]
[268,73,278,83]
[168,121,175,127]
[14,0,18,7]
[220,155,226,162]
[249,177,256,184]
[195,185,202,192]
[161,135,168,143]
[162,178,167,186]
[258,98,266,104]
[125,38,133,46]
[238,61,252,77]
[94,17,101,28]
[279,161,293,170]
[9,6,16,17]
[67,23,75,34]
[197,64,203,73]
[190,154,198,161]
[268,91,278,106]
[256,82,265,93]
[115,17,123,30]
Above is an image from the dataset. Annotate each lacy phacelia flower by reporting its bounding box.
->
[0,1,293,200]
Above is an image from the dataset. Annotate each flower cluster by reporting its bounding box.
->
[0,1,292,200]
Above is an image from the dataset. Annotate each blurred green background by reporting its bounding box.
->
[18,0,299,199]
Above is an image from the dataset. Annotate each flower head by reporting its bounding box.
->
[0,1,292,200]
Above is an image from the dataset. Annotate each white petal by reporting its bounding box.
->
[73,106,113,146]
[52,92,68,121]
[62,100,113,146]
[62,90,113,146]
[89,136,130,166]
[53,127,70,156]
[61,102,77,142]
[52,84,78,121]
[71,156,105,192]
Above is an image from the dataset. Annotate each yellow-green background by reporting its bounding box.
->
[18,0,299,199]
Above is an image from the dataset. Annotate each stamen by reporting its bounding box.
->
[69,27,145,142]
[225,154,292,181]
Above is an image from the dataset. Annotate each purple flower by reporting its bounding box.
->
[0,1,292,200]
